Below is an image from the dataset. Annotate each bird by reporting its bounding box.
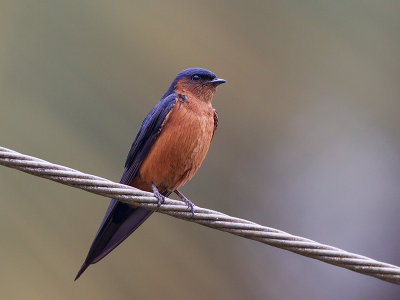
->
[75,68,226,280]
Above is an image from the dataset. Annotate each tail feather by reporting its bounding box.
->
[74,199,153,280]
[74,262,90,281]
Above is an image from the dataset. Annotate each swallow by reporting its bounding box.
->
[75,68,225,280]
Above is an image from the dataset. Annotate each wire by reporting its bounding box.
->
[1,145,399,284]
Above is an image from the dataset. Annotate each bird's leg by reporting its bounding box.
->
[152,183,165,211]
[174,189,195,218]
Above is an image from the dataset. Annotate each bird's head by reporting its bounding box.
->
[165,68,226,103]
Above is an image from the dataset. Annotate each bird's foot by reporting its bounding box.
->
[152,183,165,211]
[174,190,195,218]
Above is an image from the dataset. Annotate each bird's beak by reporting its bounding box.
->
[208,78,226,86]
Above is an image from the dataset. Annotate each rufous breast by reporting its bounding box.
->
[136,95,215,194]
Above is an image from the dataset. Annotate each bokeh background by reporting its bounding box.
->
[1,1,400,299]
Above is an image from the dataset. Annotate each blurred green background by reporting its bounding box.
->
[1,1,400,299]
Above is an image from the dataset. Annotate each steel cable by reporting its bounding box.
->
[1,146,399,284]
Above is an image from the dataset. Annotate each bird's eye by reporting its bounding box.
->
[191,75,201,81]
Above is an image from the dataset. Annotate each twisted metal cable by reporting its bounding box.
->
[1,146,400,285]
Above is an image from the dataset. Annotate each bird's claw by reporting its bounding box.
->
[186,201,195,218]
[152,184,165,211]
[174,190,195,218]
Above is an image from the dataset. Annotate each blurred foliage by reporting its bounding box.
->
[1,1,400,299]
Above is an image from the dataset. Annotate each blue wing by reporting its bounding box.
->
[75,93,177,280]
